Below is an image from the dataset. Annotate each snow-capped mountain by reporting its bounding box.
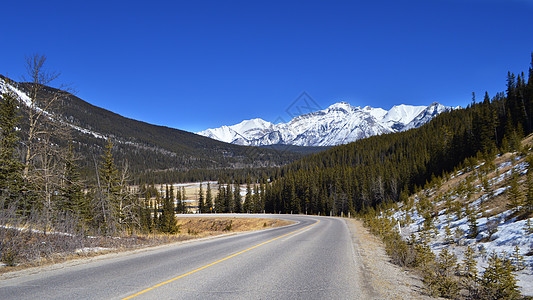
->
[197,101,450,147]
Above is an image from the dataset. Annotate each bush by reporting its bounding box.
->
[1,245,19,266]
[480,252,521,300]
[384,233,416,268]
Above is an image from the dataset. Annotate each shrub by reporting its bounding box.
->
[480,252,521,300]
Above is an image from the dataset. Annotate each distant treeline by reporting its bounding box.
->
[134,167,277,185]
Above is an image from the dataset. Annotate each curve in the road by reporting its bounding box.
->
[122,219,320,299]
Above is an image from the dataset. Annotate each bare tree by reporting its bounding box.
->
[21,54,62,178]
[18,54,74,227]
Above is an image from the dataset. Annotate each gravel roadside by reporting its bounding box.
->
[344,218,439,300]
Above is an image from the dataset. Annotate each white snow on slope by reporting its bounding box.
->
[198,101,450,147]
[387,158,533,296]
[0,78,107,140]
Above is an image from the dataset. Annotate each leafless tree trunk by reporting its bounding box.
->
[19,54,73,219]
[21,54,61,179]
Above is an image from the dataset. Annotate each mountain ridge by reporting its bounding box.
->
[0,75,304,182]
[198,101,451,147]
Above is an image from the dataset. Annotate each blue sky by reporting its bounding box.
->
[1,0,533,132]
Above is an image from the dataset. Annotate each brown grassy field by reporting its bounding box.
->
[176,217,293,236]
[0,216,293,274]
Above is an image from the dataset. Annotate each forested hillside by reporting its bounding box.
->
[260,54,533,216]
[0,55,307,241]
[0,74,304,184]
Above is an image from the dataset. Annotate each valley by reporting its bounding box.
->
[1,53,533,299]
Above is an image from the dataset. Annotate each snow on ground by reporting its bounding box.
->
[388,156,533,296]
[396,208,533,295]
[75,247,112,254]
[0,225,75,237]
[1,78,108,140]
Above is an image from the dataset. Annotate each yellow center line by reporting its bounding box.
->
[122,219,320,299]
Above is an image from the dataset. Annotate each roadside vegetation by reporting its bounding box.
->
[361,136,533,299]
[0,214,290,272]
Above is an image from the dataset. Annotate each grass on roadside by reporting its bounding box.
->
[0,217,293,273]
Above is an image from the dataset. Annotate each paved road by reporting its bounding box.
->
[0,215,369,299]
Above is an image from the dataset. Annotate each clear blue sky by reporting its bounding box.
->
[1,0,532,132]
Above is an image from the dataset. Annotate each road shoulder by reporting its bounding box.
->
[344,218,437,300]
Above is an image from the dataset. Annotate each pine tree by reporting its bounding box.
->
[205,182,213,213]
[466,205,479,238]
[438,248,458,277]
[507,170,524,212]
[160,185,177,233]
[153,194,159,231]
[444,221,454,244]
[97,140,121,233]
[198,183,204,213]
[524,218,533,234]
[60,142,85,220]
[181,187,187,213]
[233,184,242,213]
[225,184,233,213]
[526,155,533,212]
[433,248,459,298]
[258,183,265,213]
[0,90,24,208]
[214,184,224,213]
[138,189,152,233]
[175,186,183,214]
[511,246,525,271]
[461,245,479,298]
[481,252,520,300]
[244,183,252,213]
[462,245,478,279]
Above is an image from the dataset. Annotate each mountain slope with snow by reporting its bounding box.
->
[0,75,303,177]
[198,101,450,147]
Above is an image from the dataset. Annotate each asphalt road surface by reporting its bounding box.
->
[0,214,370,299]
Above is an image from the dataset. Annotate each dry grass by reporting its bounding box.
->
[345,218,434,299]
[0,217,293,274]
[176,217,293,237]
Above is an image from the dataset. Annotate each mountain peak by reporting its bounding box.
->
[197,101,450,147]
[327,101,354,111]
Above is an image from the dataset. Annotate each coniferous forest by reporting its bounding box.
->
[260,54,533,216]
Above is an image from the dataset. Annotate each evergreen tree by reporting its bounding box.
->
[233,184,242,213]
[462,245,478,279]
[526,155,533,212]
[198,183,204,213]
[507,170,524,212]
[0,90,24,207]
[181,187,187,213]
[175,186,183,214]
[205,182,213,213]
[214,184,224,213]
[138,186,153,233]
[96,140,121,233]
[59,142,85,220]
[481,252,520,300]
[258,183,265,213]
[160,185,177,233]
[244,183,252,213]
[225,184,233,213]
[466,205,479,238]
[511,246,525,271]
